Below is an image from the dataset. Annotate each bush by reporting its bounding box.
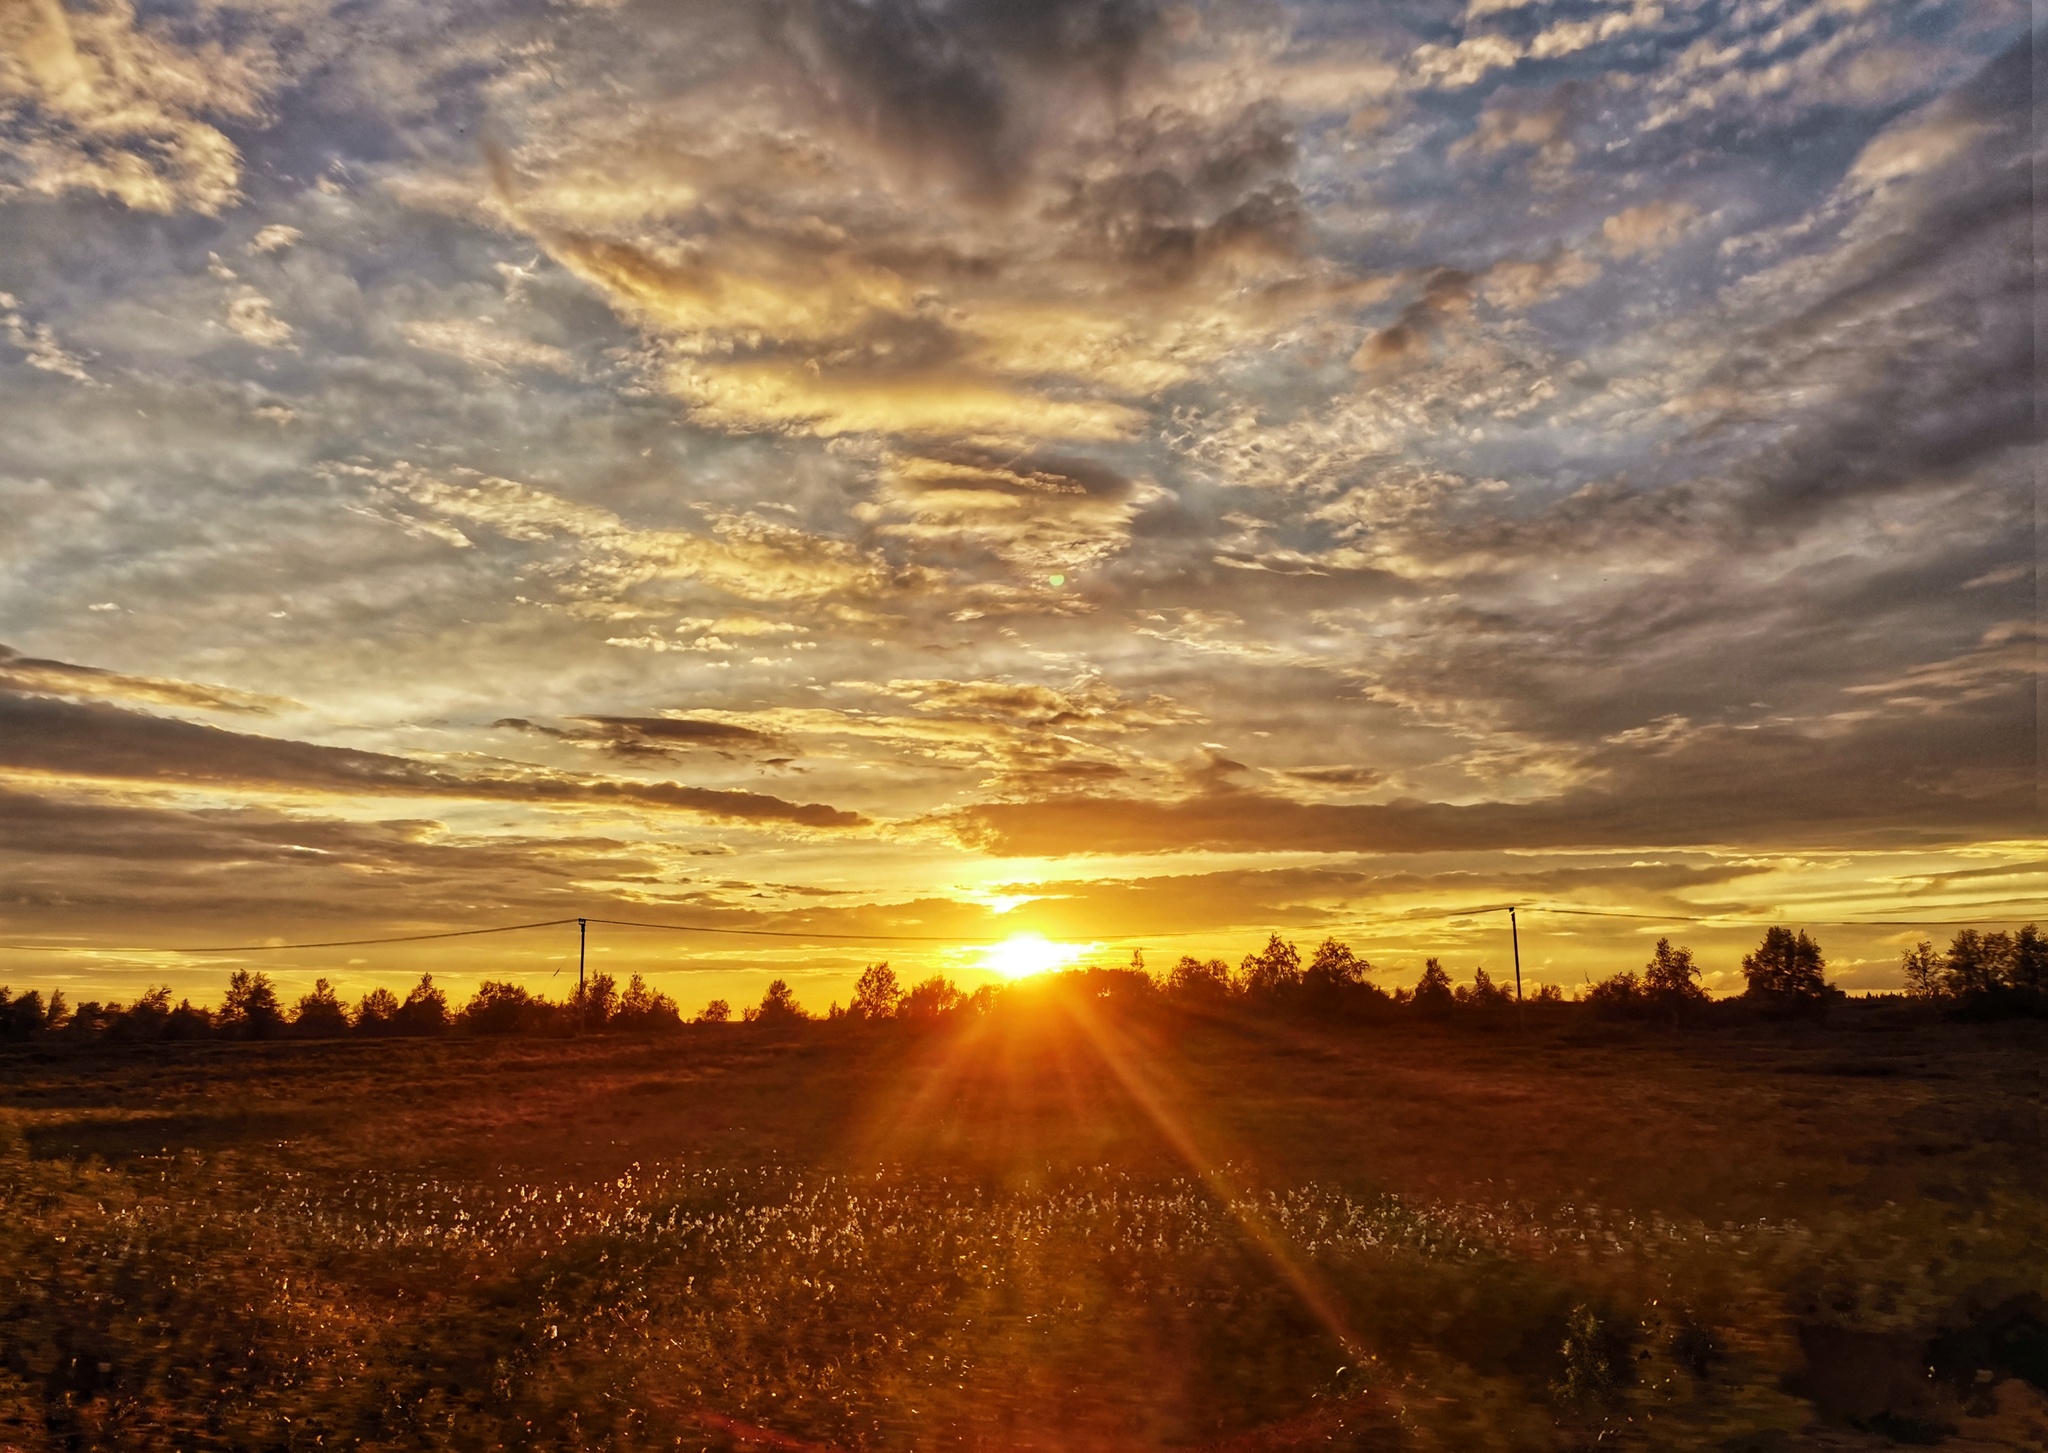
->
[1582,970,1642,1017]
[572,971,618,1031]
[1454,966,1512,1009]
[745,979,808,1025]
[1584,940,1711,1023]
[462,980,554,1036]
[1166,954,1232,1002]
[614,974,681,1031]
[899,975,964,1022]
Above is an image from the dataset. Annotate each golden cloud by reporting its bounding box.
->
[0,0,273,214]
[1601,200,1700,257]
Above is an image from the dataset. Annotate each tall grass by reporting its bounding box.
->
[3,1121,2031,1451]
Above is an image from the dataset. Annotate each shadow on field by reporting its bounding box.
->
[25,1108,323,1161]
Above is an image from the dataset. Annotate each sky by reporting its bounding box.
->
[0,0,2040,1012]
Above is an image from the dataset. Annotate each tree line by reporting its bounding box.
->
[1,922,2041,1045]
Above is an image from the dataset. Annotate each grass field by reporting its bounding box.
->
[2,999,2042,1451]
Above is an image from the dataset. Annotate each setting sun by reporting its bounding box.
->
[982,934,1089,981]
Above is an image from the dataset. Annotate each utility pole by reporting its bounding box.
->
[1510,906,1523,1003]
[578,917,587,998]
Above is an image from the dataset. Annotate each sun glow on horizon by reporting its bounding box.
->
[982,933,1090,980]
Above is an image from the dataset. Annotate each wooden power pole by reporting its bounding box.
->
[1510,906,1523,1003]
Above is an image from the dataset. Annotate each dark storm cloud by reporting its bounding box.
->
[0,693,863,828]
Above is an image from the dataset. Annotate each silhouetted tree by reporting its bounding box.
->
[2011,924,2048,993]
[899,974,964,1021]
[1741,927,1831,1012]
[1455,967,1512,1009]
[1166,955,1232,1001]
[354,987,400,1035]
[1412,958,1454,1015]
[1639,938,1710,1024]
[850,962,903,1020]
[219,970,286,1039]
[573,971,618,1031]
[1900,941,1943,1000]
[63,999,120,1038]
[108,985,174,1043]
[0,987,49,1040]
[163,998,213,1039]
[461,981,551,1036]
[1302,938,1368,999]
[1239,934,1302,999]
[392,974,450,1036]
[614,974,681,1030]
[1582,969,1642,1016]
[696,998,732,1024]
[1931,925,2048,1016]
[1941,929,2005,1000]
[292,978,351,1038]
[745,979,808,1025]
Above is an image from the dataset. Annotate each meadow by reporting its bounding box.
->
[1,995,2042,1451]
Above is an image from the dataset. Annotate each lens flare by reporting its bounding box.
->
[982,933,1087,980]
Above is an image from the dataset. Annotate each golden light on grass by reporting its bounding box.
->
[981,933,1089,980]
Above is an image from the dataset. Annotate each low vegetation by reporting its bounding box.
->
[1,991,2040,1451]
[3,925,2042,1049]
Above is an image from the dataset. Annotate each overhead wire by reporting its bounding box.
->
[0,900,2038,958]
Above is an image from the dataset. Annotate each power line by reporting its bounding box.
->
[0,920,578,954]
[0,901,2037,959]
[588,916,1015,945]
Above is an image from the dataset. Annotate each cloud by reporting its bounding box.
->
[0,643,293,714]
[0,291,94,383]
[1601,200,1699,257]
[336,461,908,608]
[0,0,2036,975]
[1478,250,1602,311]
[247,224,302,254]
[225,291,294,348]
[862,449,1165,575]
[401,318,575,376]
[950,690,2032,857]
[772,0,1168,199]
[0,0,275,214]
[0,691,865,828]
[1280,765,1384,788]
[1351,269,1473,371]
[495,714,784,759]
